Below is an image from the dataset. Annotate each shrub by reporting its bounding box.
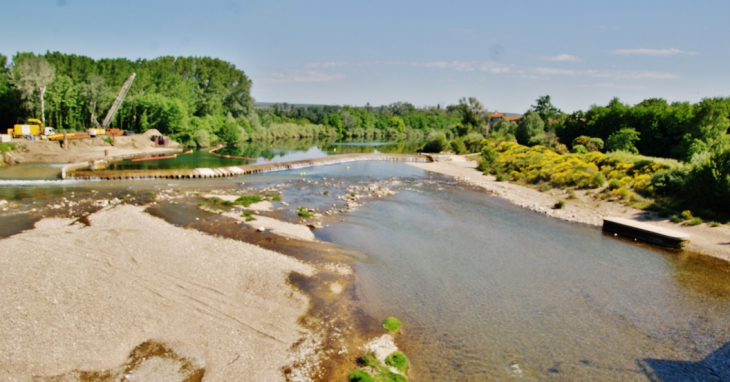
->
[450,138,467,154]
[194,129,211,148]
[709,221,721,227]
[349,370,374,382]
[554,200,565,209]
[680,210,694,220]
[382,317,401,333]
[385,351,409,373]
[571,144,588,154]
[608,178,621,191]
[422,132,449,153]
[684,217,703,226]
[670,214,683,223]
[476,146,499,172]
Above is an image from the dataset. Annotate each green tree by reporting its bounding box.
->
[81,74,113,127]
[491,117,516,135]
[515,110,544,145]
[450,97,488,136]
[531,95,561,126]
[607,128,641,153]
[11,54,56,125]
[218,116,243,146]
[389,116,406,133]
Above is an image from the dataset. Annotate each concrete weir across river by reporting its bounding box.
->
[62,153,432,180]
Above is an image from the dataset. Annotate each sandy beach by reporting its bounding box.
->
[0,204,317,381]
[409,155,730,263]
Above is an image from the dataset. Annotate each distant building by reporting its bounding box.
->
[488,111,522,130]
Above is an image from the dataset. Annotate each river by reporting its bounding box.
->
[1,152,729,381]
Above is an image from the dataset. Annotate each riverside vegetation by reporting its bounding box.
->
[2,52,729,220]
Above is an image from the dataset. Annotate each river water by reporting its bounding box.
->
[1,157,729,381]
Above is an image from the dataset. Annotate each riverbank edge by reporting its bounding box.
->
[407,155,730,263]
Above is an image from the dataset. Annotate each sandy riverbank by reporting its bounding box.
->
[409,155,730,263]
[0,204,317,380]
[2,129,180,165]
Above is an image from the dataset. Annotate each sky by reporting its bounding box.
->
[2,0,728,113]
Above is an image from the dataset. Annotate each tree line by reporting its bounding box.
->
[0,51,254,146]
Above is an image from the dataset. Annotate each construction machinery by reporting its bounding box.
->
[92,73,136,133]
[7,118,55,139]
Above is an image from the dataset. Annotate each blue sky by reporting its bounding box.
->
[2,0,728,113]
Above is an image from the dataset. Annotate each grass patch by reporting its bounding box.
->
[265,193,281,201]
[234,195,262,207]
[684,217,703,226]
[297,207,314,218]
[538,183,551,192]
[241,211,256,221]
[103,137,113,145]
[348,369,374,382]
[709,221,721,227]
[385,351,409,373]
[0,142,16,153]
[382,317,401,333]
[554,200,565,209]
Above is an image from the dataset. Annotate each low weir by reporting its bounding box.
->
[64,153,432,180]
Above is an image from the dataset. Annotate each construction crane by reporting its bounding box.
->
[92,73,136,131]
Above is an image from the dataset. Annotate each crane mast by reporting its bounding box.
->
[101,73,136,129]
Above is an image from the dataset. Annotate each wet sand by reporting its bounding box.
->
[409,155,730,262]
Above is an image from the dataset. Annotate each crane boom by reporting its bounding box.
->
[101,73,136,129]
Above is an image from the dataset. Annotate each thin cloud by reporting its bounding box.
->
[541,54,581,62]
[534,67,678,80]
[610,48,697,56]
[305,62,347,68]
[259,70,345,84]
[411,61,476,71]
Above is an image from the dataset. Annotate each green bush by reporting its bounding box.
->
[608,178,621,191]
[382,317,401,333]
[684,217,703,226]
[554,200,565,209]
[571,144,588,154]
[477,146,499,172]
[422,133,449,153]
[450,138,467,154]
[349,370,374,382]
[385,351,409,373]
